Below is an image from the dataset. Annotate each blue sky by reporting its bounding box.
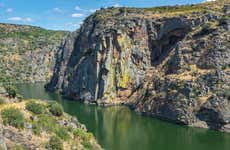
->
[0,0,206,31]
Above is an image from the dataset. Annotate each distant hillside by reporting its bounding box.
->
[0,23,69,83]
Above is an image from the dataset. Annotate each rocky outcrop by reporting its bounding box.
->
[0,24,68,83]
[47,1,230,132]
[0,100,102,150]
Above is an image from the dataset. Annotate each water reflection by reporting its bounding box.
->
[16,83,230,150]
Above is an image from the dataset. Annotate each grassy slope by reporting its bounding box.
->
[0,94,102,149]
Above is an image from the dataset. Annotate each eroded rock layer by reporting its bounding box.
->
[46,1,230,132]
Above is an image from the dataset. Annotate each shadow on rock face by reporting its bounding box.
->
[149,18,191,66]
[196,95,230,130]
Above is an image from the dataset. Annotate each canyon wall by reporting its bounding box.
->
[46,1,230,132]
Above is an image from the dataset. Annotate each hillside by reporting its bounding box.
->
[46,0,230,132]
[0,23,69,83]
[0,87,102,150]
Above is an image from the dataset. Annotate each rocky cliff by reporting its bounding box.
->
[0,24,68,83]
[46,0,230,132]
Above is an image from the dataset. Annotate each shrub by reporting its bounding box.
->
[49,102,63,117]
[1,108,25,129]
[37,114,56,132]
[55,127,70,141]
[46,136,63,150]
[32,123,42,135]
[73,128,94,149]
[4,85,17,98]
[26,101,45,114]
[0,98,6,105]
[10,145,27,150]
[73,128,93,141]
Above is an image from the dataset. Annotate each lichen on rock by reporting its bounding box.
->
[46,1,230,132]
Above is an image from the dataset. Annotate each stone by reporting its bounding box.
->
[46,1,230,132]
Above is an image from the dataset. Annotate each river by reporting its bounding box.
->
[16,83,230,150]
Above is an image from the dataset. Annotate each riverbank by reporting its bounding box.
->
[0,86,102,150]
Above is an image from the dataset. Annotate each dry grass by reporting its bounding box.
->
[168,65,214,81]
[197,92,212,107]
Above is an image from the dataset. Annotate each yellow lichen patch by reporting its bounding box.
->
[117,34,132,50]
[117,73,132,89]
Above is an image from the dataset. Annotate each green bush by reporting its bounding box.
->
[46,136,63,150]
[55,127,70,141]
[32,123,42,135]
[49,102,63,117]
[26,101,45,114]
[37,114,56,132]
[9,145,27,150]
[1,108,25,128]
[4,85,17,98]
[73,128,93,141]
[73,128,94,149]
[0,98,6,105]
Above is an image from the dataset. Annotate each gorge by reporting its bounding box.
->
[0,0,230,149]
[46,1,230,133]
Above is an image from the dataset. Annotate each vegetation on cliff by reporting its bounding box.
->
[0,86,102,150]
[0,23,69,83]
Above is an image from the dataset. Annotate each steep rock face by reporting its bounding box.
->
[47,1,230,132]
[0,24,68,83]
[47,10,193,102]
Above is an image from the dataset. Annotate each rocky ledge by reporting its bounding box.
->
[0,87,102,150]
[46,1,230,132]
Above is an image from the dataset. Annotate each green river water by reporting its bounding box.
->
[16,83,230,150]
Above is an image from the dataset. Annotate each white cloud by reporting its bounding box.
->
[71,13,84,18]
[113,3,120,7]
[6,8,13,13]
[8,17,22,21]
[7,17,32,22]
[203,0,216,2]
[24,18,32,22]
[64,22,82,28]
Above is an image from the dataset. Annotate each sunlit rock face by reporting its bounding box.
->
[46,9,192,103]
[47,2,230,132]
